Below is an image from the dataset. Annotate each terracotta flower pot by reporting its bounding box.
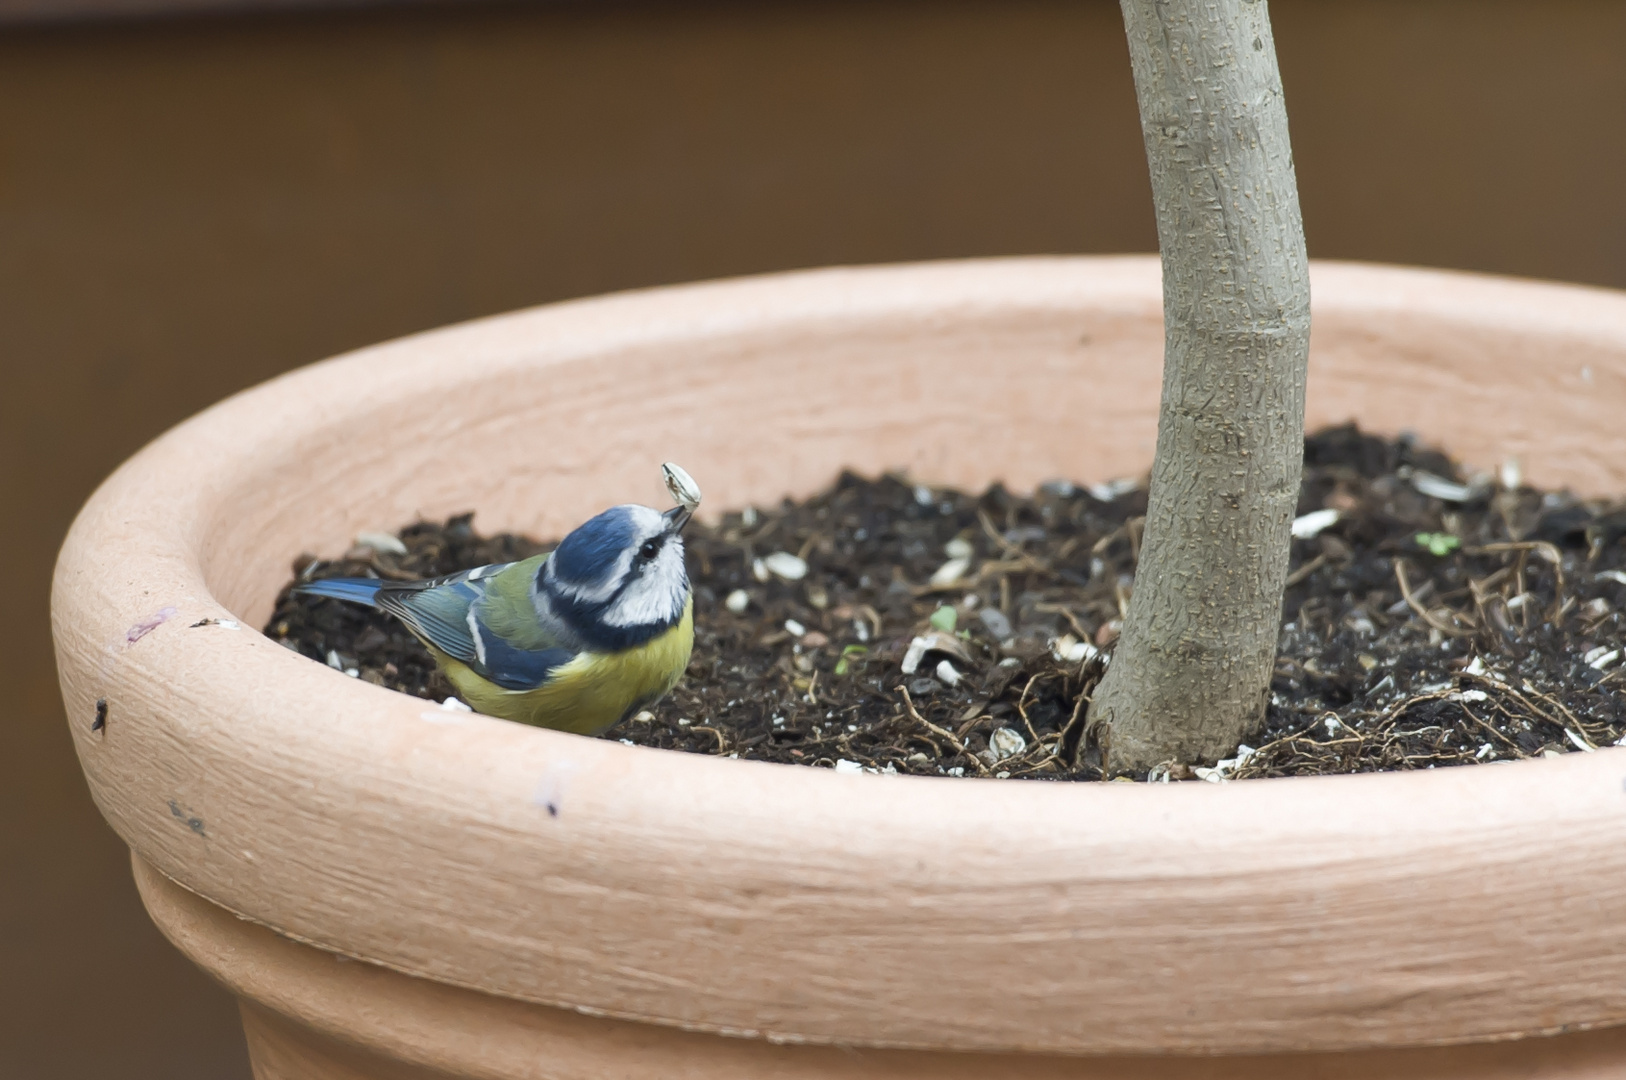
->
[53,257,1626,1079]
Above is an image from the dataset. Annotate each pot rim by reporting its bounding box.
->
[52,256,1626,1055]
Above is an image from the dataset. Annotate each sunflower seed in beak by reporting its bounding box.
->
[662,462,703,512]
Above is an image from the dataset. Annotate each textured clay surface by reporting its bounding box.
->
[50,259,1626,1075]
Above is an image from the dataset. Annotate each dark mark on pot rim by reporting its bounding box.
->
[168,800,206,836]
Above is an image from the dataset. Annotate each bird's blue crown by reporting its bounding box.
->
[548,505,641,590]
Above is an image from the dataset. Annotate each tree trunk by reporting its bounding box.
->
[1088,0,1311,775]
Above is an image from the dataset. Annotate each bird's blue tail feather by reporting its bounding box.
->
[294,577,385,607]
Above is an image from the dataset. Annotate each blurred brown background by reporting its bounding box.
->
[3,0,1623,1075]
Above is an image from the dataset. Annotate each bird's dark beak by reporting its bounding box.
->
[662,504,694,534]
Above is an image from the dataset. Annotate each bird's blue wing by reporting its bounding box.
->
[375,579,484,663]
[467,634,576,691]
[377,554,578,692]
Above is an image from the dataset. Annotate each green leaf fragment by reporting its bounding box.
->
[929,605,958,632]
[1414,532,1461,557]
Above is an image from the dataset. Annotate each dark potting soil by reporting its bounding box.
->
[265,426,1626,782]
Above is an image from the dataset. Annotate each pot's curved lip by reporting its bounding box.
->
[52,256,1626,1056]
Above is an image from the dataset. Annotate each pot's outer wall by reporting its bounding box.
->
[138,854,1626,1080]
[52,258,1626,1055]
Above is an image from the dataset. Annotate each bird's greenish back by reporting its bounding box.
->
[477,554,555,650]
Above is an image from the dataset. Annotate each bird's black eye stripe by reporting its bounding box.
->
[639,539,661,560]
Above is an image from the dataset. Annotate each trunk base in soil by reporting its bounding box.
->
[1094,0,1312,771]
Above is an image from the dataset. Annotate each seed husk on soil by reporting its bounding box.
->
[264,425,1626,782]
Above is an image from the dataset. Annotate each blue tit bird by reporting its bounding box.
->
[295,466,701,735]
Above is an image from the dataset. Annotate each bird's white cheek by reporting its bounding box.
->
[603,583,673,627]
[601,551,686,628]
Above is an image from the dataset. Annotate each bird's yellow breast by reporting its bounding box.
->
[432,597,694,735]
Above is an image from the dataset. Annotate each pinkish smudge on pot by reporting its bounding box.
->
[126,606,178,645]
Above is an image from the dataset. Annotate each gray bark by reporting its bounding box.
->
[1088,0,1311,774]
